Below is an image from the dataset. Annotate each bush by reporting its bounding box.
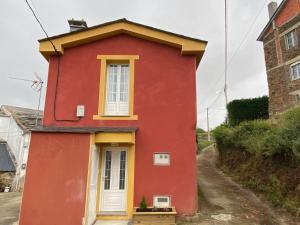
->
[213,125,234,149]
[227,96,269,126]
[139,196,147,210]
[213,107,300,159]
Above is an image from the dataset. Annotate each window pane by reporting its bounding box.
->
[120,65,129,102]
[119,151,126,190]
[291,63,300,80]
[104,151,112,190]
[107,65,118,102]
[287,31,297,49]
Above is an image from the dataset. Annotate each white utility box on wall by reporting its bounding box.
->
[76,105,85,117]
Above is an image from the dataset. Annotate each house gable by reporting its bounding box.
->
[39,19,207,67]
[258,0,300,41]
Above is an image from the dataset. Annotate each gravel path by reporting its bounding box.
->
[178,146,299,225]
[0,192,21,225]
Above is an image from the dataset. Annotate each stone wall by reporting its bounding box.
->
[263,13,300,115]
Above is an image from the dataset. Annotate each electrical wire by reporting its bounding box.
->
[199,0,269,113]
[25,0,80,122]
[25,0,58,53]
[201,0,269,97]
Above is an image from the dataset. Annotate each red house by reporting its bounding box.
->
[19,19,207,225]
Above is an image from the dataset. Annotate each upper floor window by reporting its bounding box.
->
[291,62,300,80]
[105,64,130,116]
[286,30,298,49]
[93,55,139,120]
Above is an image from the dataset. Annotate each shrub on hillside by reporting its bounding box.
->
[213,107,300,159]
[227,96,269,126]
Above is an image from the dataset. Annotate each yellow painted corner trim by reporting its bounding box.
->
[95,132,135,144]
[93,55,138,121]
[39,21,206,61]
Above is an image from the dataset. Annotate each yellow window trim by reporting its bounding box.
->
[93,55,139,121]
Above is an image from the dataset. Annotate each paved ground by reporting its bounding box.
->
[1,147,299,225]
[0,192,21,225]
[178,146,299,225]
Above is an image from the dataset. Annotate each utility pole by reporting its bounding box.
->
[206,108,210,141]
[225,0,229,123]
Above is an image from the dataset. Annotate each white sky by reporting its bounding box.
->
[0,0,283,130]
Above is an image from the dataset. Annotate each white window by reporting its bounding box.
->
[291,62,300,80]
[296,93,300,102]
[286,30,298,49]
[105,64,130,115]
[153,196,171,208]
[153,153,170,166]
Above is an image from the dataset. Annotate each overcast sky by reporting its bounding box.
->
[0,0,282,130]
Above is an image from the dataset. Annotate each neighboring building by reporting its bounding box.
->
[0,105,42,190]
[19,19,207,225]
[258,0,300,115]
[0,139,16,191]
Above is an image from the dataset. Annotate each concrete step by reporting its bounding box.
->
[94,220,130,225]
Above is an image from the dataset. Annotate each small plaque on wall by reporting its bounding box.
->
[153,153,170,166]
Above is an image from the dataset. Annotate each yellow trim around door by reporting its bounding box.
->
[93,55,139,121]
[96,144,135,220]
[95,132,135,144]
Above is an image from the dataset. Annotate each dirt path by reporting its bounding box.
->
[0,192,21,225]
[178,146,298,225]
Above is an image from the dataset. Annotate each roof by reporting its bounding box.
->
[258,0,288,41]
[31,126,137,134]
[0,142,16,172]
[39,18,207,67]
[1,105,43,132]
[0,108,8,117]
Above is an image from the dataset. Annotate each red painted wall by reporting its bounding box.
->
[19,133,90,225]
[24,33,198,222]
[275,0,300,27]
[265,0,300,36]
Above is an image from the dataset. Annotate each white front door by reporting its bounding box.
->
[100,147,128,213]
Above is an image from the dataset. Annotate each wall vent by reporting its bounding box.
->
[153,196,171,208]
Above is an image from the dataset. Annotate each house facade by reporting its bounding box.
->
[258,0,300,115]
[0,105,42,191]
[19,19,207,225]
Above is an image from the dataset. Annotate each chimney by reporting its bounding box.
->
[68,19,88,32]
[268,1,278,19]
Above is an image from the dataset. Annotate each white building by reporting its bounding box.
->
[0,105,42,191]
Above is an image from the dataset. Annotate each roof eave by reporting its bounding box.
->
[257,0,288,41]
[38,19,207,66]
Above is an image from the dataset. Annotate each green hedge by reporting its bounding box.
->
[213,107,300,159]
[227,96,269,126]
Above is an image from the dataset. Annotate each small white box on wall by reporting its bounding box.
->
[76,105,85,117]
[153,196,171,208]
[153,153,170,166]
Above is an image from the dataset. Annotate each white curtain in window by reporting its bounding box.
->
[105,64,130,115]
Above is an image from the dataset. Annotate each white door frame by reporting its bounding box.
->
[86,145,99,225]
[99,147,128,213]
